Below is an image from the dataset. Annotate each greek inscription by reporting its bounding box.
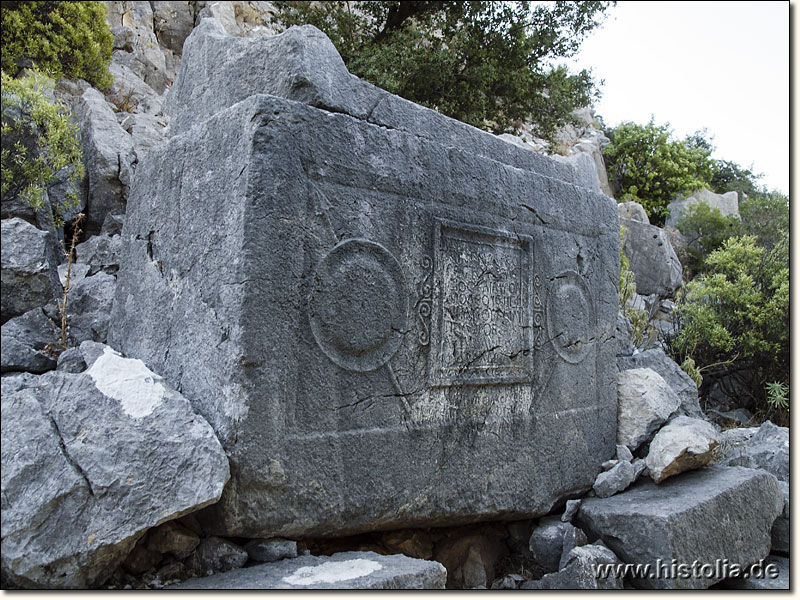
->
[430,220,534,386]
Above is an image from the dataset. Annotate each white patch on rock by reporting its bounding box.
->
[87,347,166,418]
[282,559,383,586]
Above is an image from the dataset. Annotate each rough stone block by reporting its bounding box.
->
[577,466,783,589]
[170,551,447,589]
[110,24,619,539]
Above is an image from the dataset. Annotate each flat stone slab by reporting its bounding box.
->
[170,551,446,589]
[110,24,618,538]
[576,466,783,589]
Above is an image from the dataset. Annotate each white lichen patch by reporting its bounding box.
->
[282,559,383,586]
[87,347,166,418]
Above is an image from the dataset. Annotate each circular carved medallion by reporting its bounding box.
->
[308,239,408,372]
[546,270,595,364]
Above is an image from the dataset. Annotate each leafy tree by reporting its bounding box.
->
[738,190,789,251]
[710,159,764,198]
[602,119,713,225]
[1,69,83,226]
[670,234,789,421]
[273,1,614,140]
[1,1,114,89]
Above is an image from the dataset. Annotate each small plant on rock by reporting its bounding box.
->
[1,68,84,227]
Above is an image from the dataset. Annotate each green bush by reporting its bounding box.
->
[671,234,789,420]
[603,119,713,225]
[1,1,114,89]
[738,191,789,251]
[675,201,740,276]
[274,1,613,141]
[1,69,83,225]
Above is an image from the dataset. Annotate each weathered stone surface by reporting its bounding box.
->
[110,24,618,539]
[529,517,572,573]
[620,217,682,297]
[101,212,125,237]
[0,345,229,588]
[618,348,703,418]
[244,538,298,564]
[616,444,633,462]
[559,525,588,569]
[577,466,783,589]
[65,271,116,344]
[56,346,87,373]
[618,201,649,224]
[76,89,135,234]
[617,368,680,451]
[1,218,62,323]
[770,481,789,554]
[521,544,623,590]
[0,307,58,373]
[75,234,123,275]
[153,1,196,54]
[171,551,447,589]
[107,60,163,116]
[561,500,581,523]
[719,555,789,590]
[615,311,634,357]
[58,261,90,287]
[550,152,603,194]
[645,416,719,483]
[593,460,635,498]
[105,1,169,94]
[0,371,39,393]
[196,537,249,575]
[146,521,200,560]
[716,421,788,482]
[666,188,739,230]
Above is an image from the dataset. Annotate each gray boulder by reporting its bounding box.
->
[620,217,683,297]
[617,368,681,451]
[666,188,739,230]
[644,416,719,483]
[593,460,635,498]
[521,544,623,590]
[561,499,581,523]
[56,346,87,373]
[171,551,447,589]
[0,345,229,588]
[618,348,703,418]
[529,517,573,573]
[153,1,197,55]
[64,271,116,344]
[716,421,788,482]
[615,311,635,357]
[75,234,122,275]
[196,537,249,575]
[550,152,603,194]
[770,481,789,555]
[105,1,169,94]
[146,521,200,561]
[76,88,135,235]
[577,466,783,589]
[719,555,789,590]
[110,22,619,538]
[107,60,163,116]
[244,538,299,564]
[1,218,62,323]
[0,307,58,373]
[618,201,649,223]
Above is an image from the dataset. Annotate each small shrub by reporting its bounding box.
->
[1,69,84,226]
[671,235,789,416]
[0,1,114,89]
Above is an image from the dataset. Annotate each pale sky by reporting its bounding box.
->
[560,1,789,195]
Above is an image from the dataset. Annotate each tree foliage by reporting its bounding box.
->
[0,1,114,89]
[273,1,613,140]
[1,69,83,225]
[602,119,713,225]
